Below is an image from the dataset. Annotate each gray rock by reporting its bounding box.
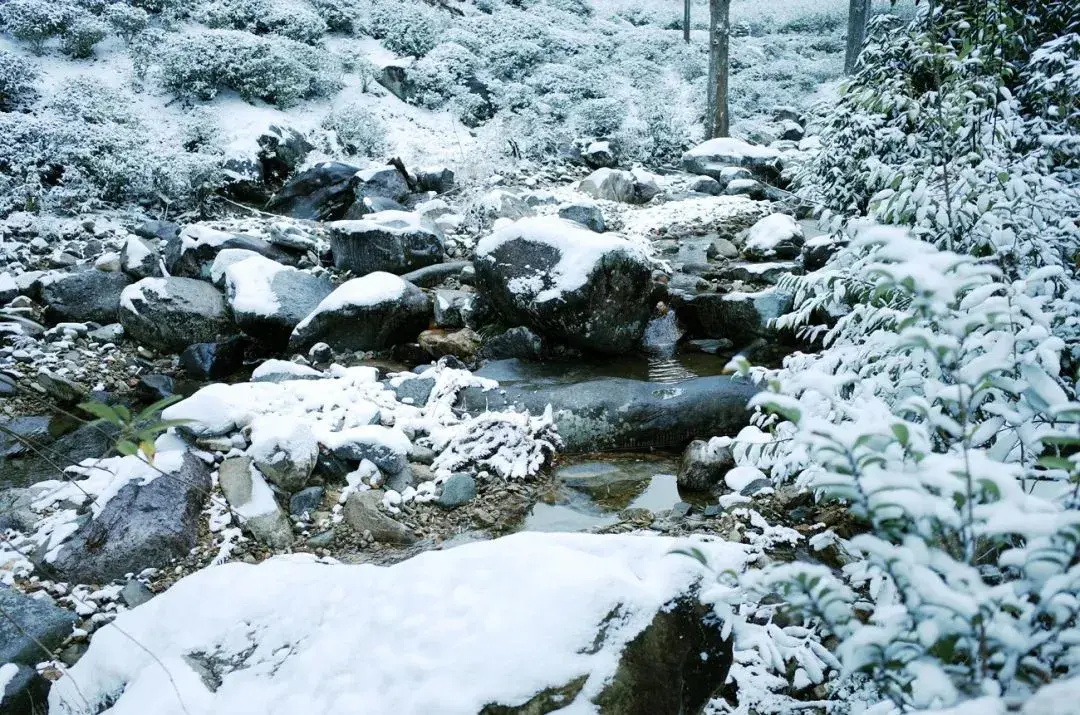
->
[327,428,409,474]
[433,289,473,329]
[557,201,605,232]
[288,273,432,354]
[671,501,692,517]
[165,225,297,280]
[474,218,654,354]
[119,277,236,354]
[478,189,534,222]
[463,366,759,452]
[120,580,154,608]
[40,270,131,325]
[672,288,793,344]
[343,490,417,545]
[120,235,162,279]
[415,166,455,194]
[0,585,77,665]
[479,326,544,361]
[740,478,773,497]
[390,376,435,406]
[88,323,124,342]
[289,486,325,516]
[436,473,476,509]
[0,488,37,531]
[399,261,471,288]
[49,453,211,584]
[224,256,334,349]
[677,439,735,491]
[682,137,783,183]
[2,421,119,489]
[376,64,412,101]
[179,337,247,380]
[723,178,766,199]
[690,175,723,195]
[35,371,86,404]
[218,457,294,549]
[328,213,443,276]
[578,168,656,204]
[134,220,180,242]
[257,124,313,187]
[582,140,617,169]
[419,328,481,361]
[352,166,410,204]
[266,161,361,221]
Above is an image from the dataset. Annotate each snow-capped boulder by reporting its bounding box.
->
[742,213,804,260]
[224,255,334,349]
[474,217,654,354]
[48,452,211,583]
[723,177,765,198]
[477,189,534,222]
[582,140,617,169]
[327,211,444,276]
[682,137,783,182]
[578,168,657,204]
[672,287,794,344]
[119,277,236,353]
[256,124,314,186]
[120,234,162,279]
[677,439,735,491]
[690,175,723,195]
[288,272,432,353]
[322,425,411,474]
[247,415,319,493]
[50,533,742,715]
[266,161,362,221]
[352,166,411,204]
[802,233,847,271]
[165,225,296,280]
[39,269,130,324]
[250,359,326,383]
[557,200,606,232]
[218,456,294,549]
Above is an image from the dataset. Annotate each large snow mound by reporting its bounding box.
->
[49,532,746,715]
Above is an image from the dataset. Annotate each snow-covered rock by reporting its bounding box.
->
[49,533,745,715]
[224,255,334,349]
[209,248,263,288]
[582,139,617,169]
[474,217,654,354]
[165,225,295,280]
[342,489,417,545]
[119,277,236,353]
[352,166,411,204]
[557,200,606,232]
[39,269,131,325]
[265,161,361,221]
[250,359,325,383]
[414,165,455,194]
[218,456,294,549]
[677,439,735,491]
[120,234,162,279]
[742,213,804,260]
[682,137,783,182]
[578,168,657,204]
[327,211,444,276]
[322,424,411,474]
[247,415,319,493]
[672,287,794,344]
[288,272,431,353]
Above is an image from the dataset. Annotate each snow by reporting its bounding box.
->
[0,663,18,695]
[179,225,235,252]
[293,272,409,332]
[328,210,428,236]
[318,425,412,457]
[247,416,319,472]
[209,248,263,286]
[684,137,782,161]
[122,234,152,266]
[744,213,803,253]
[725,466,766,492]
[119,278,169,314]
[224,255,289,317]
[230,462,282,520]
[49,532,747,715]
[250,359,324,382]
[476,217,648,302]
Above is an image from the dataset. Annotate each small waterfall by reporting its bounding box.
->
[641,311,697,384]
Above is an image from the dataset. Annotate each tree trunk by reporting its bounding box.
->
[844,0,871,74]
[684,0,691,43]
[706,0,730,138]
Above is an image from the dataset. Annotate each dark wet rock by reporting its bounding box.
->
[266,161,361,221]
[415,166,455,194]
[802,234,846,271]
[0,416,60,459]
[479,326,544,361]
[48,453,211,584]
[463,367,758,452]
[474,218,653,354]
[257,125,314,187]
[740,478,773,497]
[672,288,793,344]
[343,489,417,545]
[179,337,248,380]
[290,486,325,516]
[557,201,605,232]
[677,440,735,491]
[352,166,411,204]
[165,226,297,280]
[224,256,334,349]
[136,374,200,403]
[328,213,443,276]
[34,371,87,404]
[119,277,236,354]
[39,270,130,325]
[288,273,432,354]
[0,663,50,715]
[390,376,435,406]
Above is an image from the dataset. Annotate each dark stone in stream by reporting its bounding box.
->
[180,337,247,380]
[460,364,759,452]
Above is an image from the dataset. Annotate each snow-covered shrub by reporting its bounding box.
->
[45,76,134,124]
[0,50,38,111]
[485,39,544,81]
[410,42,482,107]
[104,3,148,42]
[157,29,341,107]
[776,10,844,34]
[61,14,108,58]
[0,0,75,52]
[322,103,388,158]
[571,97,625,137]
[194,0,327,44]
[618,78,700,164]
[524,63,603,101]
[307,0,354,33]
[366,0,441,57]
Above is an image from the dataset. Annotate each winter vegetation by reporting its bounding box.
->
[0,0,1078,714]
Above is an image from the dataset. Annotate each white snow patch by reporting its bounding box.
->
[224,255,289,317]
[684,137,782,161]
[744,213,803,254]
[293,272,409,332]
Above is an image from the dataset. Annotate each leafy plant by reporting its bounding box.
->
[78,395,189,461]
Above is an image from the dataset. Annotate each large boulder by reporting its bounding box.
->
[39,270,131,325]
[266,161,362,221]
[224,255,334,349]
[672,287,794,344]
[742,213,804,261]
[682,138,783,183]
[50,533,740,715]
[218,456,294,549]
[119,277,236,353]
[328,211,444,276]
[464,362,759,452]
[0,586,78,714]
[557,200,605,232]
[474,217,653,354]
[49,452,212,583]
[352,166,411,204]
[578,168,657,204]
[257,125,314,187]
[165,225,296,280]
[289,272,432,353]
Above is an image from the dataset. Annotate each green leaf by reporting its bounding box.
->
[116,439,139,456]
[891,423,910,446]
[78,401,122,426]
[113,404,131,423]
[139,440,156,462]
[136,394,184,422]
[1038,456,1075,471]
[670,547,709,567]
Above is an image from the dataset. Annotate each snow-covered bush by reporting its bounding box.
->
[365,0,442,57]
[104,3,149,42]
[409,42,482,107]
[307,0,354,32]
[157,29,341,107]
[571,97,625,138]
[485,39,544,81]
[61,14,108,58]
[322,103,388,158]
[1,0,75,52]
[0,50,38,111]
[193,0,327,44]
